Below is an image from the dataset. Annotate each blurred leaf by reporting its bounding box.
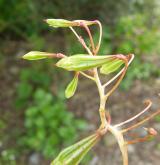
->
[65,74,78,98]
[155,115,160,122]
[0,120,6,129]
[75,120,87,130]
[28,34,45,49]
[17,82,33,99]
[21,88,87,158]
[51,133,100,165]
[100,59,124,75]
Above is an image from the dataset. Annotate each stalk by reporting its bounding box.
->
[108,126,128,165]
[69,27,92,55]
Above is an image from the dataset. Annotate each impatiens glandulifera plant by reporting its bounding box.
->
[22,19,160,165]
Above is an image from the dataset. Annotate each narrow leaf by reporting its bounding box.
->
[22,51,53,60]
[65,74,78,98]
[51,133,100,165]
[56,55,114,71]
[100,59,124,75]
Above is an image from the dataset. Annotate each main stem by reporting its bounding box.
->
[94,68,108,129]
[70,21,128,165]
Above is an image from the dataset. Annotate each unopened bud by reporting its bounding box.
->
[22,51,65,60]
[22,51,54,60]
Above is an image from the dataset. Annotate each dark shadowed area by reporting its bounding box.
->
[0,0,160,165]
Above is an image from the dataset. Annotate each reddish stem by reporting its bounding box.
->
[49,53,66,59]
[126,135,152,145]
[80,22,96,54]
[122,109,160,133]
[115,100,152,128]
[105,55,129,98]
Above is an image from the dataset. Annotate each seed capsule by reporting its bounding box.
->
[56,54,114,71]
[45,19,96,28]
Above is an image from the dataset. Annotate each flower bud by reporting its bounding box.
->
[22,51,65,60]
[22,51,54,60]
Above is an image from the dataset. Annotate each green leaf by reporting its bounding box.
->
[56,55,114,71]
[46,19,96,28]
[100,59,124,75]
[51,133,100,165]
[22,51,53,60]
[65,74,78,98]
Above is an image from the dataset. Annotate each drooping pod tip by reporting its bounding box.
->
[127,53,135,61]
[143,127,158,136]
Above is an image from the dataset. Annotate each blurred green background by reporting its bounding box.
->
[0,0,160,165]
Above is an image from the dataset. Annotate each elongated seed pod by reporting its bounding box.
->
[46,19,96,28]
[56,55,115,71]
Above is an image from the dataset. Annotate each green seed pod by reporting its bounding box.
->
[22,51,53,60]
[100,59,124,75]
[65,74,78,98]
[51,133,100,165]
[56,55,114,71]
[46,19,79,28]
[46,19,96,28]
